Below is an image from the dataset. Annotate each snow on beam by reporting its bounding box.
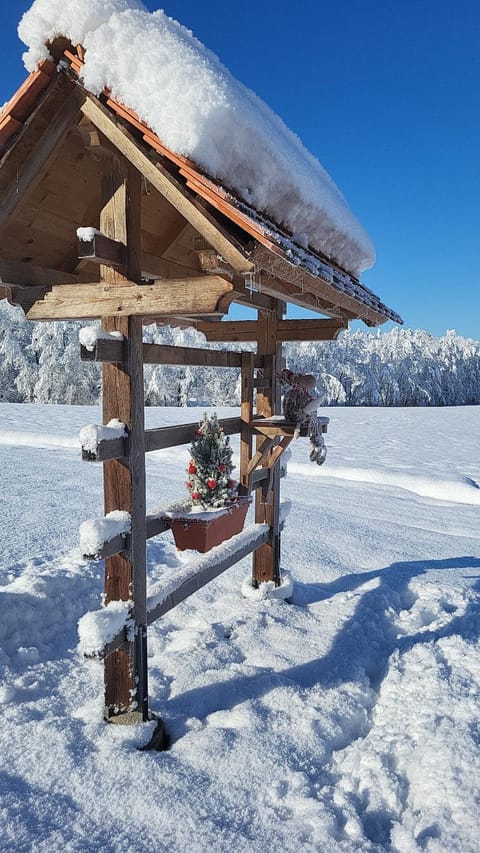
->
[147,523,270,627]
[145,513,169,539]
[80,511,131,561]
[93,524,270,657]
[77,229,125,268]
[79,420,128,462]
[79,326,125,363]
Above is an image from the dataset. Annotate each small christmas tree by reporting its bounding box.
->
[186,413,237,509]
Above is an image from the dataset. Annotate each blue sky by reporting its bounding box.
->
[1,1,479,339]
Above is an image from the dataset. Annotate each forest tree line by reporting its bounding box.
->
[1,301,479,407]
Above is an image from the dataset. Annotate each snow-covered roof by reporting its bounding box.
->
[18,0,375,280]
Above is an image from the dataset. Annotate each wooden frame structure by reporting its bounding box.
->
[0,41,401,728]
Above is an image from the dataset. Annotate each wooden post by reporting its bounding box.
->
[239,351,254,496]
[101,155,148,721]
[253,306,283,585]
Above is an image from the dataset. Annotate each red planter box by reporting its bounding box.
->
[167,498,250,553]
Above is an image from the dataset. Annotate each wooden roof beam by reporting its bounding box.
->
[80,94,253,275]
[26,276,235,320]
[254,247,387,326]
[258,270,355,321]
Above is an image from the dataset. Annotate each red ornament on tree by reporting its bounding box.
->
[207,478,217,490]
[218,463,226,473]
[188,461,197,475]
[191,491,200,501]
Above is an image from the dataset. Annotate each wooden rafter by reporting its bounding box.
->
[253,247,387,326]
[80,94,253,274]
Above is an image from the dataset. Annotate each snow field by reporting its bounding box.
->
[0,404,479,851]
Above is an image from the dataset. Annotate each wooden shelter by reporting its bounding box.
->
[0,40,400,730]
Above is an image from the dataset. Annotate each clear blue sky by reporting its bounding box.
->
[1,1,479,339]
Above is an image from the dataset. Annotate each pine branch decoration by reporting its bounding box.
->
[186,412,237,509]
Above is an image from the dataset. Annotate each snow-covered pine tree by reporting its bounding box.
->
[186,413,237,509]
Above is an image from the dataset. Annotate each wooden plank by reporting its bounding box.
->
[80,94,253,274]
[251,416,330,438]
[26,276,235,320]
[145,416,242,453]
[0,89,82,226]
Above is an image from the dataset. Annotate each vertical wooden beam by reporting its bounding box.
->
[239,351,254,496]
[101,156,148,721]
[253,306,283,586]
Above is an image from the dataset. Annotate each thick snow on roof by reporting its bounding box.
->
[19,0,376,277]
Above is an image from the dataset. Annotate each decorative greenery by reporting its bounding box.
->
[186,412,237,509]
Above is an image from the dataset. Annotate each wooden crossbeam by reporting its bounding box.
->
[78,232,125,267]
[81,339,267,369]
[146,524,269,627]
[251,416,330,439]
[81,436,127,462]
[197,318,347,342]
[197,320,258,342]
[146,514,169,539]
[277,318,347,341]
[145,416,242,453]
[80,94,253,274]
[26,276,235,320]
[142,343,244,368]
[82,514,169,561]
[82,532,128,562]
[0,284,48,312]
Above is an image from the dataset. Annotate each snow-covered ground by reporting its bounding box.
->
[0,403,479,852]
